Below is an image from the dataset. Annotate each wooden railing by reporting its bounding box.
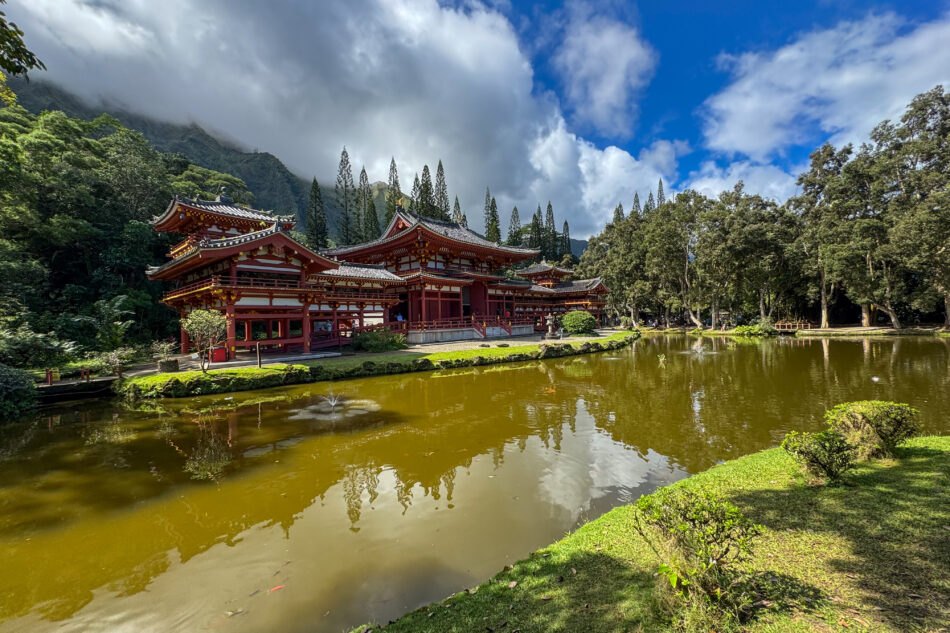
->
[163,275,396,302]
[775,320,814,330]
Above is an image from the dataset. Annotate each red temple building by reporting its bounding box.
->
[147,193,608,358]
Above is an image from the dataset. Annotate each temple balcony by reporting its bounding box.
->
[162,275,398,303]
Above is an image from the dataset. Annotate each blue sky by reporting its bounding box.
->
[8,0,950,236]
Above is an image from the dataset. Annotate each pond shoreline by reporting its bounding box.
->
[117,331,641,400]
[351,435,950,633]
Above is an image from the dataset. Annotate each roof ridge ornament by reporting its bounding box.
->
[215,186,234,204]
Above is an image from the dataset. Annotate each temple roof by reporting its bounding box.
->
[151,195,295,232]
[518,260,574,277]
[526,277,607,294]
[312,262,404,283]
[322,209,538,258]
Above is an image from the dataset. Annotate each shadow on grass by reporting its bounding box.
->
[727,446,950,631]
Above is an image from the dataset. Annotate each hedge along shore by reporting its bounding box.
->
[349,436,950,633]
[117,331,640,400]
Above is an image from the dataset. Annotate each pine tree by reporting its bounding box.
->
[529,205,543,250]
[354,166,372,243]
[483,187,492,228]
[335,147,357,244]
[486,197,501,243]
[632,192,641,216]
[434,160,450,220]
[385,157,401,226]
[452,195,463,224]
[656,178,666,205]
[363,196,379,240]
[644,191,656,213]
[613,203,625,224]
[543,201,556,259]
[305,177,328,249]
[410,173,421,213]
[507,206,521,245]
[419,164,435,217]
[461,212,468,228]
[561,220,571,259]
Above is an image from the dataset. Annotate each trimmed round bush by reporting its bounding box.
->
[351,328,408,353]
[825,400,920,458]
[0,362,37,419]
[561,310,597,334]
[782,430,856,482]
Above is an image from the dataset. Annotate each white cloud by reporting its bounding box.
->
[553,12,656,138]
[8,0,670,238]
[704,12,950,161]
[685,160,799,202]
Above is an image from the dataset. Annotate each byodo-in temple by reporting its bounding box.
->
[147,193,609,359]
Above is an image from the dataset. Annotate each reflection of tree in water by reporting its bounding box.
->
[342,463,382,529]
[172,417,233,481]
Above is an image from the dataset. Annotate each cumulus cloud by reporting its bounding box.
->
[685,160,799,202]
[552,11,656,138]
[7,0,674,237]
[703,12,950,161]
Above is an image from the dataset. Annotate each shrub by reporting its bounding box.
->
[0,362,36,419]
[151,340,177,361]
[619,315,635,330]
[825,400,920,458]
[781,430,856,482]
[351,328,408,353]
[633,488,761,626]
[0,319,77,368]
[181,309,227,372]
[732,322,777,337]
[88,347,138,377]
[562,310,597,334]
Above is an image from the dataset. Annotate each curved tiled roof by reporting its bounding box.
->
[518,260,574,276]
[152,194,295,227]
[323,209,538,257]
[313,262,403,283]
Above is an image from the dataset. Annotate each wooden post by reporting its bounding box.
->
[421,285,427,323]
[256,342,262,368]
[302,304,311,352]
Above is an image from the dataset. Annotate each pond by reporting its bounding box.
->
[1,335,948,632]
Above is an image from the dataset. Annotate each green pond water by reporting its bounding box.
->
[1,335,948,632]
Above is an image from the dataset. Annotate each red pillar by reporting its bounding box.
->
[437,288,442,320]
[421,285,427,323]
[225,303,236,360]
[303,305,311,352]
[180,324,190,355]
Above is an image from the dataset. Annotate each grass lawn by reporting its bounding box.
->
[351,436,950,633]
[305,331,635,371]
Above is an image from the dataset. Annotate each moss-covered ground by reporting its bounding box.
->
[350,437,950,633]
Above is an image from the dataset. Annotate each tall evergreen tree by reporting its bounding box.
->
[452,195,464,224]
[363,196,380,240]
[354,166,372,243]
[434,160,450,220]
[644,191,656,213]
[507,206,522,246]
[632,192,642,216]
[483,187,492,228]
[561,220,571,259]
[529,204,543,250]
[486,196,501,243]
[305,177,328,249]
[543,201,556,258]
[612,203,625,224]
[461,212,468,228]
[656,178,666,205]
[335,147,357,244]
[418,164,435,217]
[410,173,421,213]
[385,157,401,226]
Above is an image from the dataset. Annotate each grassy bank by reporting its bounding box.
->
[351,436,950,633]
[118,331,640,399]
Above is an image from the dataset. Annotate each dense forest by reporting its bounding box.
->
[577,86,950,329]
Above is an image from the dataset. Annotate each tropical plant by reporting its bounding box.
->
[0,362,35,419]
[351,328,407,353]
[72,295,135,351]
[782,430,856,482]
[825,401,921,458]
[180,310,227,373]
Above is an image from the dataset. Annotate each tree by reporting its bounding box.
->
[656,178,666,206]
[644,191,656,213]
[561,220,572,259]
[181,309,227,373]
[529,205,543,250]
[452,195,464,224]
[544,201,557,259]
[335,147,357,244]
[612,203,624,225]
[507,206,522,246]
[305,177,328,249]
[385,157,401,226]
[416,164,435,218]
[363,195,380,241]
[632,192,642,216]
[355,166,373,244]
[72,295,134,351]
[0,0,46,105]
[486,196,501,243]
[434,160,450,220]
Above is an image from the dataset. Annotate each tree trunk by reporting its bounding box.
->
[881,302,902,329]
[944,294,950,329]
[759,289,767,322]
[711,298,720,331]
[629,305,640,328]
[860,303,871,327]
[687,306,702,328]
[664,305,670,329]
[819,271,830,328]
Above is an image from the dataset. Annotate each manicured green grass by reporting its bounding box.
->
[351,436,950,633]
